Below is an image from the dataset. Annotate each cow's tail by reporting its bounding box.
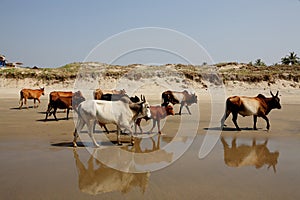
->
[18,90,24,107]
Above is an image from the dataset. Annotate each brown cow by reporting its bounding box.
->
[221,137,279,172]
[221,91,281,131]
[136,105,175,134]
[161,90,197,115]
[19,87,45,109]
[45,91,85,121]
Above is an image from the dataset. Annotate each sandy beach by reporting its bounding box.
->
[0,82,300,200]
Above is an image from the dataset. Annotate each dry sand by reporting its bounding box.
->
[0,83,300,200]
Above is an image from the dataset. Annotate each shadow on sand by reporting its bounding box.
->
[204,127,258,131]
[51,141,131,148]
[10,106,34,110]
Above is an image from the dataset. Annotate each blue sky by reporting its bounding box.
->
[1,0,299,67]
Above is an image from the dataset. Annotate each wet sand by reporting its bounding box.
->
[1,93,300,200]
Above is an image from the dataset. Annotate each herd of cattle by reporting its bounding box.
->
[18,87,282,147]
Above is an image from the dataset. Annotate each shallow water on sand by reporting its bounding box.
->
[0,98,300,199]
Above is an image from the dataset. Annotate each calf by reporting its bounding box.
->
[45,91,85,121]
[221,91,281,131]
[136,105,175,134]
[19,87,45,109]
[161,90,197,115]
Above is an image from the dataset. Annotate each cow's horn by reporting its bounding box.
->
[270,91,274,97]
[275,91,279,97]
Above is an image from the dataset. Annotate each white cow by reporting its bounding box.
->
[73,96,151,147]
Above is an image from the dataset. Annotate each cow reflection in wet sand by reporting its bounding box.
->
[73,149,149,195]
[73,134,174,195]
[221,137,279,172]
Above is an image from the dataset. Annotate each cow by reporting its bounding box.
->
[221,91,282,131]
[221,137,279,172]
[73,95,151,147]
[93,93,140,134]
[45,91,85,121]
[93,88,126,100]
[135,105,175,134]
[161,90,197,115]
[19,87,45,109]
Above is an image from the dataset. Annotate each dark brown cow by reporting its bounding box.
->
[19,87,45,109]
[135,105,175,134]
[221,137,279,172]
[45,91,85,121]
[221,91,281,131]
[161,90,197,115]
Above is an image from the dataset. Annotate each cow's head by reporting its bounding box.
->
[120,89,126,95]
[130,95,140,103]
[72,91,86,111]
[40,87,45,95]
[270,91,281,109]
[191,93,197,104]
[165,104,175,116]
[140,95,151,119]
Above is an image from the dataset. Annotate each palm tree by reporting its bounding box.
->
[281,52,299,65]
[288,52,299,65]
[281,57,290,65]
[254,59,266,66]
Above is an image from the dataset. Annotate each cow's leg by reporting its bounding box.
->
[116,126,122,145]
[66,108,70,120]
[232,112,241,131]
[103,125,109,134]
[129,128,134,145]
[87,120,100,147]
[149,119,156,133]
[179,103,184,115]
[73,117,85,147]
[24,98,28,109]
[185,105,192,115]
[37,98,41,108]
[44,104,52,121]
[53,107,58,121]
[134,123,143,135]
[19,98,23,109]
[221,110,231,128]
[33,99,37,108]
[253,115,258,130]
[157,119,162,134]
[261,115,270,130]
[137,122,144,135]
